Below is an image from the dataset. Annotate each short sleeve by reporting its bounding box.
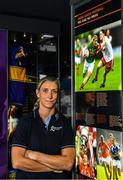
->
[11,115,31,149]
[61,116,75,149]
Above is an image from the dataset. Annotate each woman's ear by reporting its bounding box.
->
[36,89,39,98]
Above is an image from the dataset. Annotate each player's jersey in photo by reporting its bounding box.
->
[110,143,120,160]
[86,43,96,63]
[101,36,113,62]
[75,44,81,58]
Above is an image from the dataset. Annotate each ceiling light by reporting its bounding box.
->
[41,34,54,38]
[23,32,26,37]
[30,36,32,43]
[14,35,16,42]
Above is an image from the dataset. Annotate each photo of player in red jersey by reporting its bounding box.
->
[75,126,96,179]
[97,129,123,180]
[75,20,121,92]
[92,29,113,88]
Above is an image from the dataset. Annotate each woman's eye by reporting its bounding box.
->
[41,88,57,94]
[42,88,49,93]
[52,90,57,94]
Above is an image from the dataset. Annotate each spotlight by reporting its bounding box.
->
[23,32,26,37]
[14,35,16,42]
[30,36,32,43]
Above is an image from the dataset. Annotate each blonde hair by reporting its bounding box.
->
[33,76,60,110]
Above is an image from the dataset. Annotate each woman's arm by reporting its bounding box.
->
[25,147,75,171]
[11,146,56,172]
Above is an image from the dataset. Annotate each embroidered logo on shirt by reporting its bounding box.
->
[50,126,62,132]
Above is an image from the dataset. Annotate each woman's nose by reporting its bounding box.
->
[47,90,53,98]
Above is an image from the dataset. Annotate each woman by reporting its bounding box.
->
[11,76,75,179]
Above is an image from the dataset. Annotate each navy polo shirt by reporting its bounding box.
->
[12,109,75,179]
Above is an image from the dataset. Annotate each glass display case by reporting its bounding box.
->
[7,30,60,177]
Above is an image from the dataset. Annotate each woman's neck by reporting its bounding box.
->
[38,107,55,122]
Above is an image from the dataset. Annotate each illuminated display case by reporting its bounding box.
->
[7,29,60,178]
[0,15,61,178]
[71,0,123,179]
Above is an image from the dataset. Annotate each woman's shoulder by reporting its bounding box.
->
[18,111,34,124]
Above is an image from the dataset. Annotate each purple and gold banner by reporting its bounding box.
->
[0,30,7,179]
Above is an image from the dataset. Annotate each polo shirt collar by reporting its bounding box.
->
[44,116,51,129]
[34,108,59,128]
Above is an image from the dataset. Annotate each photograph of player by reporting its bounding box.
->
[75,126,97,179]
[110,136,122,180]
[74,20,121,92]
[97,135,112,179]
[92,29,113,88]
[106,29,115,71]
[106,29,112,44]
[96,129,123,180]
[80,34,100,90]
[74,38,82,76]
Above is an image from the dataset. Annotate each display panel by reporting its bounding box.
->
[74,0,122,92]
[73,0,122,131]
[72,0,123,179]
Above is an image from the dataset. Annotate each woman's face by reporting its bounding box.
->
[109,133,114,142]
[99,31,104,41]
[36,81,58,109]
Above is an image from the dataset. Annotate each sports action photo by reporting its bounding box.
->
[75,125,97,179]
[74,20,121,92]
[96,128,123,180]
